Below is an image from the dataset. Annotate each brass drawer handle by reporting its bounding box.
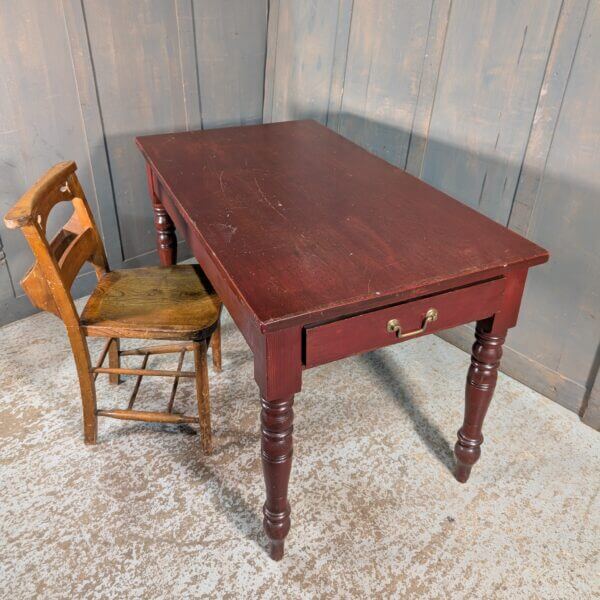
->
[386,308,438,339]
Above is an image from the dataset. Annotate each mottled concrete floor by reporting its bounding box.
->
[0,303,598,599]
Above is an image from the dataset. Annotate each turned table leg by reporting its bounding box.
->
[147,166,177,266]
[261,395,294,560]
[454,320,507,483]
[153,195,177,266]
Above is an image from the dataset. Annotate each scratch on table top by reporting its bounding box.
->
[254,177,287,220]
[219,170,225,194]
[216,223,237,243]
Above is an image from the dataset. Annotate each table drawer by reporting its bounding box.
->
[304,278,505,368]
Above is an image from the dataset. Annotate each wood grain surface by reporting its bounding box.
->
[137,120,547,331]
[81,265,221,340]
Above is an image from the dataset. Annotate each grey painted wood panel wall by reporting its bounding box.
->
[0,0,267,322]
[1,0,598,424]
[264,0,600,422]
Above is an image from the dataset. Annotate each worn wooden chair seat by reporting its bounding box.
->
[4,161,221,453]
[81,265,219,340]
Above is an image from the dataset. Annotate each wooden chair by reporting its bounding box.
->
[4,161,221,453]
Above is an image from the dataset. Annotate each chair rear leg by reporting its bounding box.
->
[210,319,222,372]
[193,340,212,454]
[108,338,121,385]
[68,329,98,445]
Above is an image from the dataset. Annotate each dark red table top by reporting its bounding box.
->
[137,120,548,331]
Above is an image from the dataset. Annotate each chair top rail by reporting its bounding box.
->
[4,161,77,229]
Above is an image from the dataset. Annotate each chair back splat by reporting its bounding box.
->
[4,161,108,327]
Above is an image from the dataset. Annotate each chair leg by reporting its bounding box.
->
[193,340,212,454]
[108,338,121,385]
[68,329,97,445]
[210,319,222,372]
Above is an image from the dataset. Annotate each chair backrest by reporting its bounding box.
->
[4,161,109,327]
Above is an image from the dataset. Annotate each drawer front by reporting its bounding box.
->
[304,278,505,368]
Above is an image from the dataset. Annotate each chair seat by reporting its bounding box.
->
[81,265,221,340]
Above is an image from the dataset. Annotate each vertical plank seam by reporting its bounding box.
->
[337,0,355,130]
[0,235,17,298]
[61,0,124,264]
[359,22,377,136]
[0,26,24,299]
[269,0,280,122]
[580,330,600,418]
[175,0,190,130]
[260,0,271,123]
[263,0,280,123]
[233,5,242,125]
[324,0,344,127]
[414,0,453,179]
[325,0,354,130]
[506,0,565,231]
[508,0,590,237]
[581,342,600,424]
[189,0,205,130]
[404,0,436,170]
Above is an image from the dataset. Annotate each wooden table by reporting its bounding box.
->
[136,120,549,560]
